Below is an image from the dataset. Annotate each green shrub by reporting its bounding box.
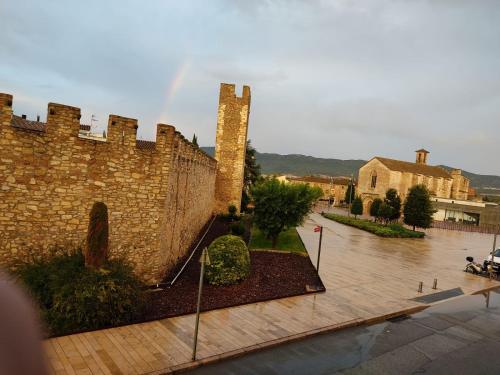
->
[230,222,245,236]
[322,213,425,238]
[16,248,144,336]
[205,235,251,285]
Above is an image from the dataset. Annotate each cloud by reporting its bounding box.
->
[0,0,499,175]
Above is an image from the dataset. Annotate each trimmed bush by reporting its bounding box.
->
[205,235,251,285]
[322,213,425,238]
[16,248,144,336]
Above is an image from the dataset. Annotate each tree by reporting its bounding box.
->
[403,184,436,231]
[377,202,394,224]
[350,196,363,218]
[384,188,401,221]
[344,180,356,204]
[85,202,109,268]
[191,134,198,147]
[251,178,322,248]
[241,140,261,211]
[370,198,383,220]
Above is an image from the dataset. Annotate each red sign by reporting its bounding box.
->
[314,225,321,232]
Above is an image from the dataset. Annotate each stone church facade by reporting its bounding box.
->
[358,149,470,214]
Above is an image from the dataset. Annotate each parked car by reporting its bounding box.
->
[483,249,500,273]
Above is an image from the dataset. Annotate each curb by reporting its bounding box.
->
[150,304,429,374]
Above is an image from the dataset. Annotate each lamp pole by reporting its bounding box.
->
[491,231,498,280]
[192,248,209,361]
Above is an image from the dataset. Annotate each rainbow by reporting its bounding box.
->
[158,60,191,123]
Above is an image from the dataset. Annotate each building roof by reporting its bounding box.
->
[136,139,156,150]
[415,148,430,153]
[289,175,351,186]
[374,157,451,179]
[11,115,91,133]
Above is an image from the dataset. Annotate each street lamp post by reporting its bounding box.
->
[491,231,498,280]
[192,247,210,361]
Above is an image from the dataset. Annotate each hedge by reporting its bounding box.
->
[322,213,425,238]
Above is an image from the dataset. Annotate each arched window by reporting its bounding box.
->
[370,171,377,189]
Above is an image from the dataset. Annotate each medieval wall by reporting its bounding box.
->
[0,93,216,283]
[214,83,251,213]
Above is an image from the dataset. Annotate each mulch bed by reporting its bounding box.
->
[143,216,325,321]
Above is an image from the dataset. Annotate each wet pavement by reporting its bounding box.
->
[185,288,500,375]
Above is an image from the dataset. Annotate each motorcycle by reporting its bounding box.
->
[464,256,484,274]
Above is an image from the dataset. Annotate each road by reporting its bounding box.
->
[185,288,500,375]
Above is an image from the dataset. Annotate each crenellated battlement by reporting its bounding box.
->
[0,90,220,283]
[0,93,216,165]
[219,83,251,102]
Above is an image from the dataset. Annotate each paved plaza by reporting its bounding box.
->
[186,288,500,374]
[45,213,500,374]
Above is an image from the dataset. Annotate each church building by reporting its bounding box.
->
[357,149,470,214]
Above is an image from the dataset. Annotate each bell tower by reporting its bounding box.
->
[415,149,429,165]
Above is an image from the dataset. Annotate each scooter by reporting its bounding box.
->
[465,256,484,274]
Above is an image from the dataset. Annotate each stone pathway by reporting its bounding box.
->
[45,213,499,374]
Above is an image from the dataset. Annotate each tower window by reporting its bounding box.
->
[370,171,377,188]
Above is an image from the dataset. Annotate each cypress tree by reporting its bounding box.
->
[350,196,363,219]
[403,185,435,231]
[85,202,109,268]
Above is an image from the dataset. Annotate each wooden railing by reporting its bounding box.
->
[431,220,500,234]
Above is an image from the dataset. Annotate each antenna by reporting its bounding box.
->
[91,114,98,130]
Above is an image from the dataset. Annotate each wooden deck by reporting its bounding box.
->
[45,212,500,374]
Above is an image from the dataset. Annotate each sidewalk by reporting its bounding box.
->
[45,213,499,374]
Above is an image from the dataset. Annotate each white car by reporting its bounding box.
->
[483,249,500,272]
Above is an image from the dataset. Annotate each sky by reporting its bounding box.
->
[1,0,499,175]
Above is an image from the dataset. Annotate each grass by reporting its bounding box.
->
[249,226,307,254]
[322,213,425,238]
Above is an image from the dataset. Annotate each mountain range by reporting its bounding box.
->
[201,147,500,191]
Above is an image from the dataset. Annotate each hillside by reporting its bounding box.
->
[201,147,500,190]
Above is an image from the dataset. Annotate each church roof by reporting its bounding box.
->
[374,157,451,179]
[415,148,430,153]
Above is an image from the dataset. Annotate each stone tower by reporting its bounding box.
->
[415,149,429,165]
[214,83,251,213]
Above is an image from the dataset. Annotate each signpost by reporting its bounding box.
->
[314,225,323,271]
[192,247,210,361]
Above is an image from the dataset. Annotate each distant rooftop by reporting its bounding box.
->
[289,175,351,185]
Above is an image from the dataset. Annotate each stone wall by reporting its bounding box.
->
[214,83,251,213]
[451,169,469,201]
[0,93,217,283]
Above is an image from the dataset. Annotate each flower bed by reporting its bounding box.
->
[322,213,425,238]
